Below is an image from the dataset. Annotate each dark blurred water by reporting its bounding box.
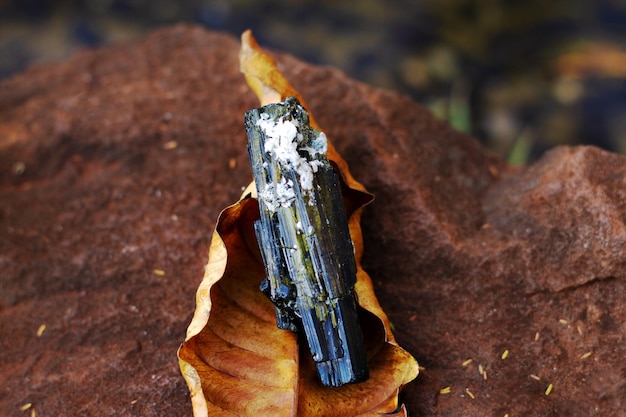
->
[2,0,625,162]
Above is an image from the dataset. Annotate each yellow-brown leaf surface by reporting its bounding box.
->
[178,30,418,417]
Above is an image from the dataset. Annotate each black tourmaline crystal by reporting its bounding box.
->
[244,97,369,387]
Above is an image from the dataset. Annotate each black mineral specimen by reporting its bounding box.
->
[244,97,369,387]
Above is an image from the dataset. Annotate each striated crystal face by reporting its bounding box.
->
[244,97,369,387]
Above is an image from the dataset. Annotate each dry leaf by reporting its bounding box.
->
[178,30,418,416]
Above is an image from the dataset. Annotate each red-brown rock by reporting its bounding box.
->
[0,25,624,416]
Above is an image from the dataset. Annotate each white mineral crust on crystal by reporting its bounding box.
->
[256,112,327,212]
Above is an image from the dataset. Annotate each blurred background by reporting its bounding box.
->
[1,0,626,163]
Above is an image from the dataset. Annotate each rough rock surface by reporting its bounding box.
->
[1,25,624,416]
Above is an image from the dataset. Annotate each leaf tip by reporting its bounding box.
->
[239,29,282,106]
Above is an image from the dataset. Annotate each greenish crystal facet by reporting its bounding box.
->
[244,97,369,387]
